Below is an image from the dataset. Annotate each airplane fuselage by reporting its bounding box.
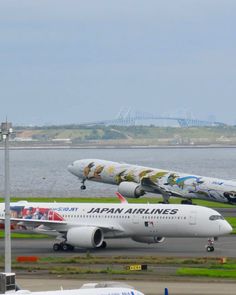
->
[16,287,144,295]
[68,159,236,204]
[0,201,232,239]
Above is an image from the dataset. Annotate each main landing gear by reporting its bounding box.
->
[205,237,215,252]
[181,199,193,205]
[158,194,170,204]
[80,179,86,190]
[53,241,107,252]
[100,241,107,249]
[53,242,74,252]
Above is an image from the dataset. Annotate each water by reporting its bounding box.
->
[0,147,236,198]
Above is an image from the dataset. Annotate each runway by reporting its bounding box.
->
[216,208,236,217]
[1,235,235,257]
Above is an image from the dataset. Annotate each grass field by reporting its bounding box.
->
[0,196,234,207]
[225,217,236,233]
[177,268,236,278]
[0,255,235,279]
[0,232,49,238]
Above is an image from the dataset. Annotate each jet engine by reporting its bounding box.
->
[118,181,145,198]
[132,236,165,244]
[66,226,103,248]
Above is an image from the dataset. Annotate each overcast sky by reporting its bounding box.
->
[0,0,236,125]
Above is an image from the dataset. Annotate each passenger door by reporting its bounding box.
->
[189,211,197,225]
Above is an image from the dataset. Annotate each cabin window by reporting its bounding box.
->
[209,215,224,221]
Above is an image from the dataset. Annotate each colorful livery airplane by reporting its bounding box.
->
[68,159,236,204]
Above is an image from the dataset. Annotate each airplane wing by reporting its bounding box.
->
[0,217,124,234]
[140,177,184,198]
[0,217,68,233]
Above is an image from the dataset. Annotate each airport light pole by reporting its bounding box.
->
[0,122,13,273]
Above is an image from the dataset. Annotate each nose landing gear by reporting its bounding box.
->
[205,237,215,252]
[80,179,86,190]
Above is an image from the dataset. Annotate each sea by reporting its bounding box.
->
[0,147,236,198]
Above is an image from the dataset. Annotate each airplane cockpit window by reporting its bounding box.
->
[209,215,224,221]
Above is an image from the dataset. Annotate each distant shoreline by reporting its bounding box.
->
[1,144,236,150]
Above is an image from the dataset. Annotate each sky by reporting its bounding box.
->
[0,0,236,126]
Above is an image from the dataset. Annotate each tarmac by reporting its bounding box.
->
[2,235,235,257]
[2,236,236,295]
[17,278,236,295]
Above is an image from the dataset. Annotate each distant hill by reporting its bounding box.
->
[4,125,236,147]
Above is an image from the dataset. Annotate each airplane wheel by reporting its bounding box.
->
[61,243,69,251]
[81,185,86,190]
[100,241,107,249]
[206,246,214,252]
[68,245,75,251]
[181,200,192,205]
[53,243,61,252]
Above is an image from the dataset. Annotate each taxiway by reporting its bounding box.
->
[1,236,235,257]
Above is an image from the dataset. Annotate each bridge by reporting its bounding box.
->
[80,109,226,127]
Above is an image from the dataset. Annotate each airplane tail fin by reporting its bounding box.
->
[115,192,128,204]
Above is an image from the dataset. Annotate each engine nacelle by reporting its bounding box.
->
[118,181,145,198]
[66,226,103,248]
[132,236,165,244]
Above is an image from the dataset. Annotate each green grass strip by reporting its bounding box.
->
[0,196,234,207]
[225,217,236,234]
[210,263,236,270]
[177,267,236,278]
[0,232,49,239]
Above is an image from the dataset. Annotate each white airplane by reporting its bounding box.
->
[0,198,232,252]
[15,284,144,295]
[68,159,236,205]
[0,273,144,295]
[4,286,144,295]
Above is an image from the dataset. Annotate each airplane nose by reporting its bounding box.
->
[67,161,84,177]
[221,221,233,235]
[67,164,73,172]
[67,163,76,174]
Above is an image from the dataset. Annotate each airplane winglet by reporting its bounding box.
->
[115,192,128,204]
